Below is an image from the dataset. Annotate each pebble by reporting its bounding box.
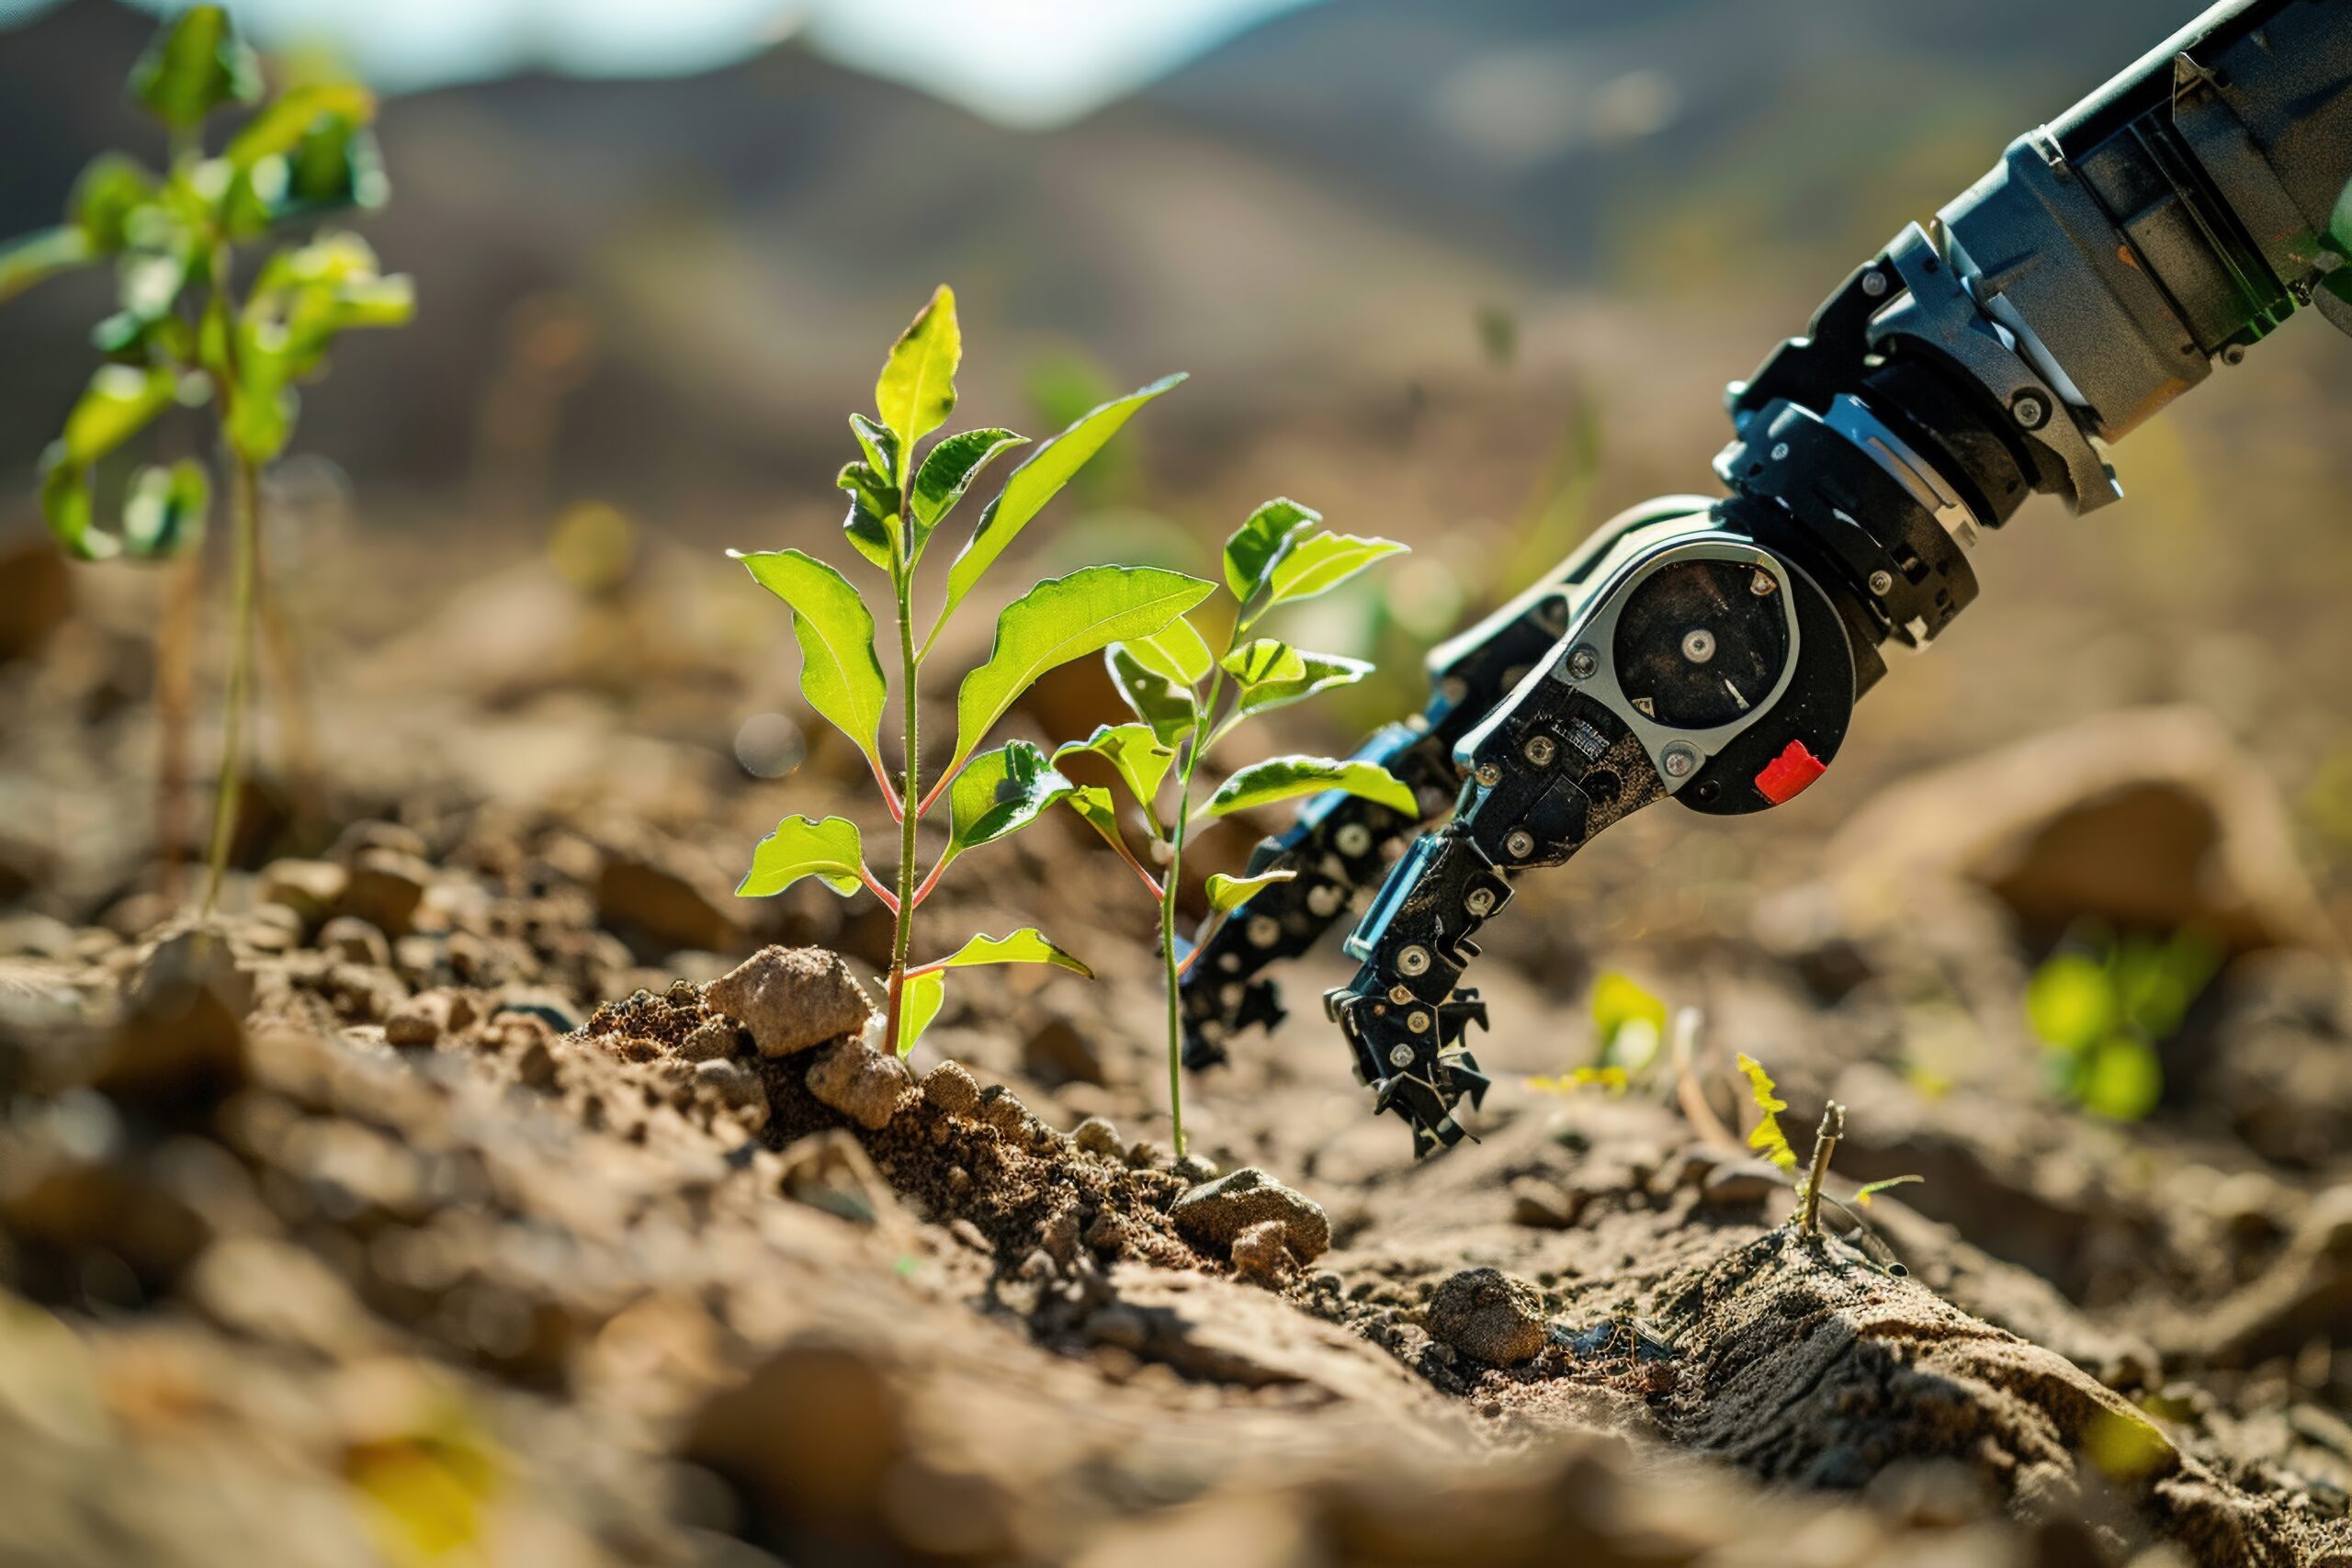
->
[922,1061,981,1116]
[805,1041,907,1131]
[1426,1267,1549,1365]
[1229,1219,1295,1289]
[693,1058,770,1129]
[1071,1116,1125,1160]
[673,1019,741,1063]
[1170,1168,1330,1263]
[385,991,453,1048]
[256,859,347,923]
[320,916,391,968]
[1509,1176,1589,1230]
[1700,1158,1788,1209]
[704,946,875,1057]
[1023,1016,1110,1086]
[341,848,433,937]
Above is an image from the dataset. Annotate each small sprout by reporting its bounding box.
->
[1530,972,1668,1095]
[2024,923,2219,1121]
[731,286,1203,1056]
[1798,1101,1843,1238]
[1051,495,1412,1154]
[1850,1175,1925,1209]
[3,6,411,915]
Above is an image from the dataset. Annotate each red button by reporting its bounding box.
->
[1754,739,1827,805]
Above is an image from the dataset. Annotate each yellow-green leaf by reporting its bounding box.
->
[1261,531,1408,613]
[944,740,1074,868]
[1203,755,1416,820]
[949,565,1213,776]
[1106,644,1197,748]
[1052,723,1174,809]
[1123,615,1213,685]
[62,364,176,465]
[729,548,888,773]
[874,284,959,467]
[909,426,1026,544]
[1851,1175,1924,1209]
[931,373,1183,642]
[1224,497,1319,603]
[0,227,94,304]
[1736,1052,1798,1173]
[737,814,866,899]
[129,6,261,130]
[932,928,1093,977]
[225,82,375,170]
[1222,637,1372,720]
[1060,784,1133,855]
[123,459,209,559]
[1206,869,1294,914]
[896,970,945,1056]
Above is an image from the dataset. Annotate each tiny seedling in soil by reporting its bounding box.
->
[1738,1053,1919,1237]
[1529,970,1670,1095]
[0,6,413,914]
[1048,498,1414,1154]
[2025,922,2219,1122]
[732,286,1207,1055]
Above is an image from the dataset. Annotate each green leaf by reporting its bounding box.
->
[61,364,176,465]
[737,815,866,898]
[1106,643,1198,748]
[835,460,900,570]
[71,154,158,253]
[1202,755,1417,821]
[949,565,1214,775]
[1060,784,1135,855]
[0,227,94,304]
[932,373,1184,642]
[1206,869,1295,914]
[2080,1038,2163,1122]
[130,6,262,130]
[122,459,209,559]
[849,412,899,483]
[1222,638,1373,720]
[1260,531,1408,615]
[273,117,389,218]
[37,451,108,561]
[1591,972,1668,1049]
[729,548,889,773]
[1224,497,1320,603]
[944,740,1075,867]
[932,928,1093,977]
[2025,953,2112,1055]
[1122,615,1213,685]
[841,502,896,572]
[874,284,960,465]
[896,969,945,1056]
[225,83,375,170]
[910,426,1026,542]
[1052,723,1174,808]
[1851,1175,1925,1209]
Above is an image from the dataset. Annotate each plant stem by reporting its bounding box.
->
[1800,1101,1845,1238]
[884,552,922,1053]
[200,451,261,920]
[1157,666,1231,1158]
[155,547,201,900]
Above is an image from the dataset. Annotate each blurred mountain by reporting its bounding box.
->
[0,0,2196,504]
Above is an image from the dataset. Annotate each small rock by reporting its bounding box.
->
[805,1041,907,1131]
[385,991,453,1048]
[514,1037,561,1090]
[331,820,428,863]
[319,916,390,967]
[1426,1267,1548,1365]
[777,1129,894,1225]
[1509,1176,1589,1230]
[977,1085,1035,1141]
[1125,1140,1166,1170]
[704,946,874,1057]
[1700,1158,1786,1209]
[1040,1203,1081,1263]
[341,848,433,937]
[694,1058,770,1129]
[492,989,580,1034]
[674,1019,741,1063]
[1174,1153,1219,1184]
[255,858,346,923]
[1071,1116,1125,1160]
[1170,1168,1330,1263]
[1023,1015,1110,1086]
[596,849,743,955]
[1229,1220,1295,1290]
[922,1061,980,1116]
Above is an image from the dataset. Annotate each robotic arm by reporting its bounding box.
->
[1181,0,2352,1154]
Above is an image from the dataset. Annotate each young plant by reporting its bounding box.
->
[1737,1053,1919,1237]
[2024,923,2219,1122]
[1049,499,1415,1154]
[0,6,413,914]
[733,286,1207,1055]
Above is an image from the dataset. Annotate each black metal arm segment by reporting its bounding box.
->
[1186,0,2352,1154]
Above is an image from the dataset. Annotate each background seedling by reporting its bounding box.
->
[1050,497,1413,1155]
[733,286,1207,1055]
[0,6,412,914]
[2025,923,2220,1121]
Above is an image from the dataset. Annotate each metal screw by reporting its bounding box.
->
[2222,343,2246,366]
[1522,734,1557,767]
[1770,442,1791,461]
[1396,945,1430,976]
[1404,1010,1432,1036]
[1475,761,1502,787]
[2010,391,2049,429]
[1464,886,1497,917]
[1868,569,1894,596]
[1661,743,1700,780]
[1749,569,1777,597]
[1860,269,1890,298]
[1388,1043,1416,1067]
[1505,829,1536,859]
[1388,984,1414,1005]
[1566,645,1600,680]
[1334,823,1372,856]
[1680,628,1716,663]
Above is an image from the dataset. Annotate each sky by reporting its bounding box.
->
[0,0,1324,126]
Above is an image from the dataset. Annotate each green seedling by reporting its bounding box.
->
[1736,1053,1921,1239]
[1530,970,1669,1095]
[1048,498,1413,1155]
[2025,923,2220,1121]
[1,6,412,915]
[733,286,1207,1055]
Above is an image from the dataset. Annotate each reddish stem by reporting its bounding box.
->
[916,770,952,818]
[910,857,947,908]
[859,864,900,914]
[869,753,905,822]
